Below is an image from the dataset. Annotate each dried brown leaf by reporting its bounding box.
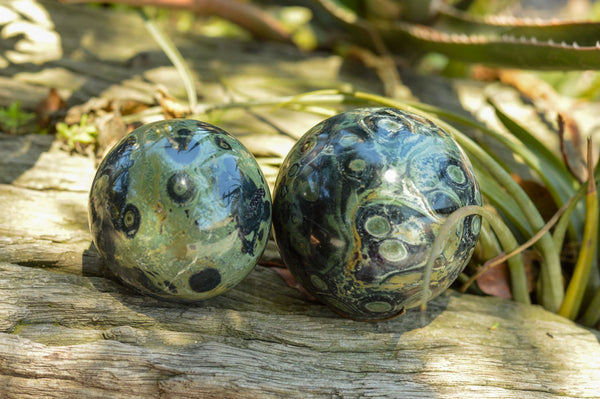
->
[558,112,587,183]
[156,88,191,119]
[477,251,538,299]
[512,174,558,222]
[476,262,512,299]
[261,261,317,301]
[35,88,67,129]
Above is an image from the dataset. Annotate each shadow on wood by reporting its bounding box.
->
[1,133,599,397]
[1,1,600,397]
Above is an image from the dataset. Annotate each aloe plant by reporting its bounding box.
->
[309,0,600,70]
[61,0,600,70]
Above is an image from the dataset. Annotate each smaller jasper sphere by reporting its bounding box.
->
[272,108,482,320]
[89,119,271,301]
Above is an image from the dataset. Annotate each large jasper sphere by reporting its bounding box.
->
[89,119,271,301]
[273,108,482,320]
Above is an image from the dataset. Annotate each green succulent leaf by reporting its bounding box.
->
[438,6,600,47]
[487,99,584,234]
[380,22,600,70]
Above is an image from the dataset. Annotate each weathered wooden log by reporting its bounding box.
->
[1,134,600,398]
[1,1,600,397]
[2,259,600,398]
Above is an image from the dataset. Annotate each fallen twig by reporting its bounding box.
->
[60,0,292,42]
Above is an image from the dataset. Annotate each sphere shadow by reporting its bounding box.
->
[81,239,448,332]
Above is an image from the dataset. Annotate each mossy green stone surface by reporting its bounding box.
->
[89,119,271,301]
[273,108,482,320]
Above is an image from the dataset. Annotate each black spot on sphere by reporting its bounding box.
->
[172,128,193,150]
[167,172,196,204]
[248,187,265,215]
[165,127,200,163]
[236,180,270,249]
[429,191,460,216]
[177,128,192,136]
[131,267,164,294]
[355,265,379,284]
[95,218,117,260]
[102,135,137,172]
[189,268,222,293]
[163,280,178,293]
[120,203,141,238]
[96,136,137,229]
[236,183,269,256]
[109,172,131,218]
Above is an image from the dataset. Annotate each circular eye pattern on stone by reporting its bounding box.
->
[364,215,391,237]
[121,203,140,238]
[167,171,196,204]
[362,112,409,142]
[378,239,407,263]
[89,119,272,303]
[271,107,482,321]
[301,135,316,153]
[446,164,467,185]
[364,300,393,313]
[471,214,481,235]
[338,133,360,147]
[287,163,300,177]
[343,157,371,181]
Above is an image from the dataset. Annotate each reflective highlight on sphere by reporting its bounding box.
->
[272,108,482,321]
[89,119,271,301]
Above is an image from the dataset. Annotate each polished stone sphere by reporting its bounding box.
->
[89,119,271,301]
[272,108,482,320]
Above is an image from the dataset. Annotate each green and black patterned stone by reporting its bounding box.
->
[89,119,271,301]
[272,108,482,321]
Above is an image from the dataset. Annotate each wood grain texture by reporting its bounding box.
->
[1,1,600,397]
[2,254,600,398]
[1,133,600,398]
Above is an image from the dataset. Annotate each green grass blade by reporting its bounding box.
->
[489,100,583,235]
[471,160,533,237]
[140,9,197,108]
[421,205,530,309]
[581,282,600,327]
[559,141,599,320]
[349,91,564,311]
[558,173,598,319]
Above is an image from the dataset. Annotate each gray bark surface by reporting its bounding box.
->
[1,1,599,398]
